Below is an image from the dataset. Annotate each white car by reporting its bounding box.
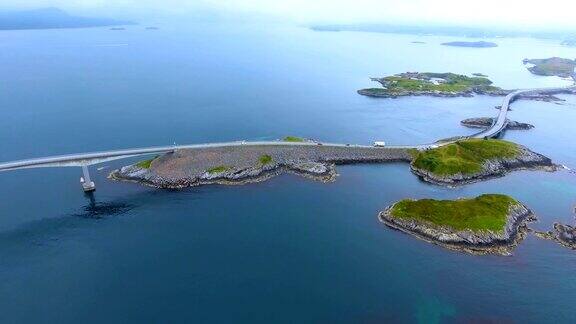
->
[373,141,386,147]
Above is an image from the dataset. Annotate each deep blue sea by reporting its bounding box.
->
[1,22,576,323]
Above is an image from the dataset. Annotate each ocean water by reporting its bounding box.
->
[0,23,576,323]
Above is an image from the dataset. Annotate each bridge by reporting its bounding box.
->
[470,87,574,139]
[0,86,574,191]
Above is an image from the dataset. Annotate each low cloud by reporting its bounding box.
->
[2,0,576,29]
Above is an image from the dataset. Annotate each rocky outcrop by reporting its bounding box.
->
[109,144,412,189]
[359,75,574,101]
[410,145,556,186]
[461,117,534,130]
[358,78,506,98]
[532,223,576,250]
[379,203,536,255]
[110,161,337,189]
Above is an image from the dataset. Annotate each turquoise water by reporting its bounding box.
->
[0,23,576,323]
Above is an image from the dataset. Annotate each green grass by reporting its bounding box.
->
[259,154,273,165]
[412,139,520,176]
[207,165,230,174]
[283,136,305,142]
[135,157,157,169]
[390,194,518,232]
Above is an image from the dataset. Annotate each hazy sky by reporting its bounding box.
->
[4,0,576,28]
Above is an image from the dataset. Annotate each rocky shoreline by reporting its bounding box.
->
[358,85,569,101]
[460,117,534,130]
[109,145,412,189]
[358,78,506,98]
[532,223,576,250]
[359,73,575,101]
[110,160,338,188]
[379,202,536,255]
[410,144,556,186]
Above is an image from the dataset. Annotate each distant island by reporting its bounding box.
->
[441,41,497,48]
[379,194,536,255]
[523,57,576,78]
[358,71,570,101]
[0,8,133,30]
[310,23,575,40]
[358,72,504,98]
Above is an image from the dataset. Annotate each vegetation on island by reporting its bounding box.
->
[441,41,497,48]
[412,139,519,176]
[207,165,230,174]
[283,136,305,142]
[523,57,576,78]
[390,194,518,232]
[259,154,273,165]
[359,72,501,97]
[136,157,157,169]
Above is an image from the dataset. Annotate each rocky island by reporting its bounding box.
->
[441,41,498,48]
[358,72,505,98]
[410,139,556,186]
[358,72,574,100]
[523,57,576,79]
[532,223,576,250]
[460,117,534,130]
[110,140,412,189]
[379,194,535,255]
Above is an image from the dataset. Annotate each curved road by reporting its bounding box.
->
[470,87,574,139]
[0,86,574,173]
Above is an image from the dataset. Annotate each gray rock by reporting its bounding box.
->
[533,223,576,250]
[379,202,536,255]
[410,144,556,186]
[109,144,412,189]
[461,117,534,130]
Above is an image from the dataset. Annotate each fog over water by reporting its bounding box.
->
[2,0,576,28]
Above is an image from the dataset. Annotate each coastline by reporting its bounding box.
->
[109,145,412,189]
[409,144,557,187]
[379,201,536,255]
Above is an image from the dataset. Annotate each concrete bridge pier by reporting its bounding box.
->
[81,164,96,192]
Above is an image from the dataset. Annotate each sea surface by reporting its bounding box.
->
[1,22,576,323]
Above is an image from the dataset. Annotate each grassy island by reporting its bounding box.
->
[389,194,517,232]
[523,57,576,78]
[412,139,519,176]
[359,72,502,98]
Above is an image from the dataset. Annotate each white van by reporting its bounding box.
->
[373,141,386,147]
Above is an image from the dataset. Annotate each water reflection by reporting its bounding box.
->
[74,192,135,219]
[0,194,136,249]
